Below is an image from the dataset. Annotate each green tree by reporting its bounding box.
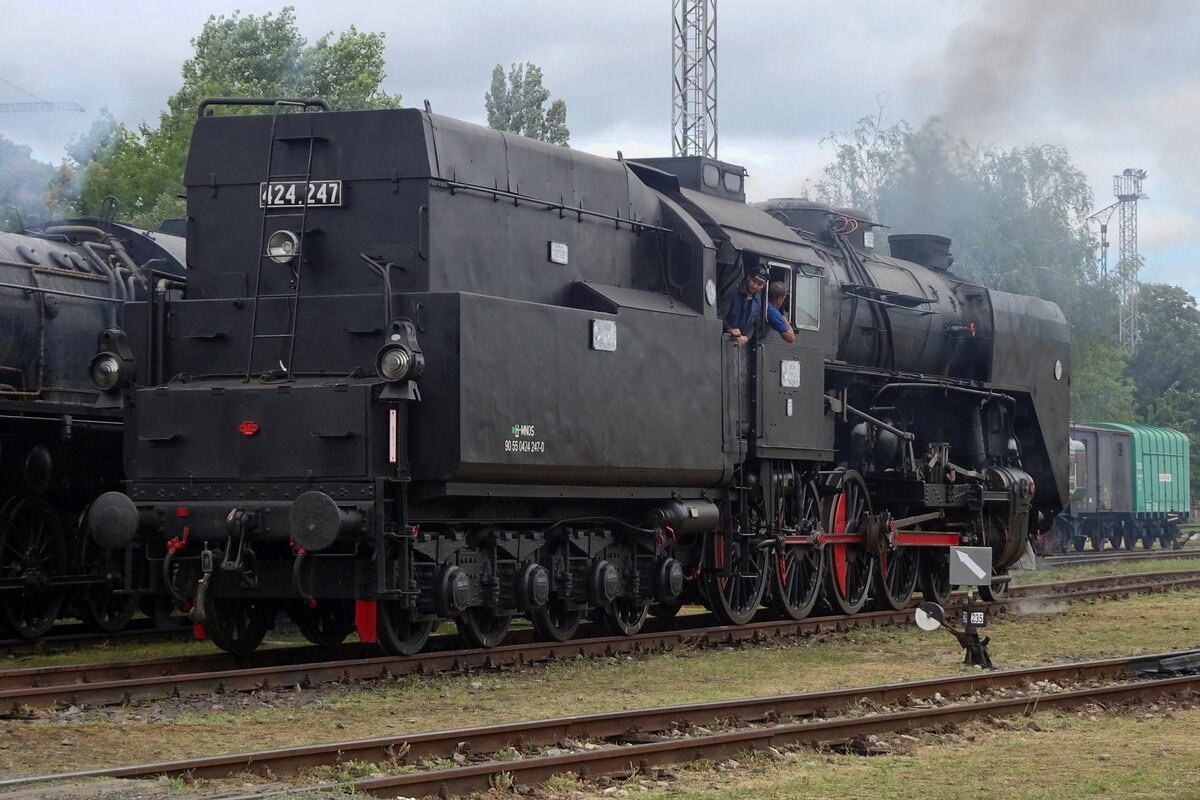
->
[814,110,909,221]
[0,135,59,227]
[1127,284,1200,410]
[77,7,401,227]
[485,62,569,145]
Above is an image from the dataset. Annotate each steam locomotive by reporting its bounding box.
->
[0,218,184,637]
[88,99,1070,655]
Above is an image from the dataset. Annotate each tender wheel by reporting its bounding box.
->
[919,548,951,605]
[768,480,825,621]
[703,528,768,625]
[873,546,919,611]
[530,596,583,642]
[456,606,512,648]
[202,590,276,656]
[77,530,139,634]
[649,599,683,619]
[602,597,650,636]
[376,600,435,655]
[288,599,356,649]
[820,471,875,616]
[0,497,67,638]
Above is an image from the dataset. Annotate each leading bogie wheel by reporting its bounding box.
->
[0,497,68,638]
[456,606,513,648]
[820,471,875,616]
[918,548,951,606]
[202,589,277,656]
[976,572,1008,602]
[376,600,435,655]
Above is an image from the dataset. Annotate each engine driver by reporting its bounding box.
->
[724,264,770,346]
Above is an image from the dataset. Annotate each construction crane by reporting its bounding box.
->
[0,76,83,113]
[671,0,717,158]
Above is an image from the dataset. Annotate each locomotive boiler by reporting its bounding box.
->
[0,218,184,636]
[89,99,1069,655]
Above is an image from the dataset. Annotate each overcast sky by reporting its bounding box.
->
[2,0,1196,296]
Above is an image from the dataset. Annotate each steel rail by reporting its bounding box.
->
[336,673,1200,799]
[5,650,1196,791]
[1040,549,1200,568]
[1,571,1196,710]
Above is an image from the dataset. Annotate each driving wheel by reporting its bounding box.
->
[768,480,825,620]
[820,471,875,616]
[873,544,920,611]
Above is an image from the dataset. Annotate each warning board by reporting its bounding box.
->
[949,546,993,587]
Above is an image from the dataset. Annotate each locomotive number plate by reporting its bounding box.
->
[259,180,342,208]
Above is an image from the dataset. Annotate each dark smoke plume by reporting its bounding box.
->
[913,0,1176,142]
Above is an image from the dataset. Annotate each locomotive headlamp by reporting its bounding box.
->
[375,319,425,400]
[377,344,412,382]
[267,229,301,264]
[89,352,124,391]
[88,328,137,399]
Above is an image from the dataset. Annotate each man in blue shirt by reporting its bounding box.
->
[767,281,796,343]
[724,265,770,346]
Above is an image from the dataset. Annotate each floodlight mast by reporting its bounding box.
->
[1114,168,1147,354]
[671,0,717,158]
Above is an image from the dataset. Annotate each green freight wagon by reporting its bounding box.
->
[1047,422,1190,553]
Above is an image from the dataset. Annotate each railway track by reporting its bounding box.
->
[2,570,1197,711]
[1039,547,1200,568]
[3,542,1190,659]
[4,648,1198,797]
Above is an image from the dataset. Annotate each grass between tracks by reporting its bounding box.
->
[0,587,1197,778]
[1009,555,1200,587]
[557,705,1200,800]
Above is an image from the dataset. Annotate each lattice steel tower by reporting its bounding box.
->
[671,0,717,158]
[1114,168,1147,353]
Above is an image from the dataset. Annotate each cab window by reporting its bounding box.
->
[793,273,822,331]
